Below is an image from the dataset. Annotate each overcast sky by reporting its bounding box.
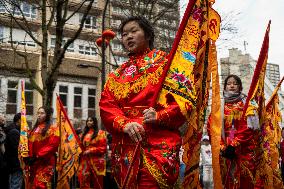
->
[180,0,284,78]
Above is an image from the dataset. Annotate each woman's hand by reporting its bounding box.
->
[143,107,157,124]
[123,122,145,142]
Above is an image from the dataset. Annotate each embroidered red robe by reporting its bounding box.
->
[78,129,107,189]
[28,123,60,189]
[100,49,186,188]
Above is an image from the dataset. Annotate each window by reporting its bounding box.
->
[13,2,37,19]
[5,80,34,115]
[80,14,96,29]
[25,83,34,115]
[6,81,18,114]
[50,37,74,52]
[74,87,82,119]
[79,45,97,56]
[0,2,5,13]
[8,40,35,47]
[0,26,3,42]
[66,42,74,52]
[8,40,36,47]
[59,85,68,112]
[112,42,122,51]
[88,88,96,117]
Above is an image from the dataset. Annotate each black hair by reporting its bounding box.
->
[13,113,21,123]
[224,74,243,92]
[32,106,53,136]
[81,116,98,142]
[119,16,155,49]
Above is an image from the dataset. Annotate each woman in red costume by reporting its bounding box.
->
[212,75,262,189]
[78,116,107,189]
[100,16,186,188]
[25,106,60,189]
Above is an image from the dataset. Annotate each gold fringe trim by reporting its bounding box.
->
[107,65,164,100]
[141,149,170,189]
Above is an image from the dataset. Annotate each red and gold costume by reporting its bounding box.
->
[100,49,186,188]
[27,123,60,189]
[78,129,107,189]
[216,99,262,189]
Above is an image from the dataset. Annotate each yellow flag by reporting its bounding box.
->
[19,80,30,189]
[262,77,284,188]
[155,0,221,188]
[56,96,82,189]
[19,80,29,158]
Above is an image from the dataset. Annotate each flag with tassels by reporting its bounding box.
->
[151,0,221,188]
[262,76,284,188]
[56,96,82,189]
[19,80,30,189]
[207,6,222,188]
[242,21,273,188]
[19,80,29,158]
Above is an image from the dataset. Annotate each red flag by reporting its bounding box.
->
[243,21,271,120]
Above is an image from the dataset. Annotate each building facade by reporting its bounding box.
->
[0,0,180,126]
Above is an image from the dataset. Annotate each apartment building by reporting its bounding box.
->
[0,0,180,125]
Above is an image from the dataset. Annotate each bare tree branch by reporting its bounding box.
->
[49,0,95,79]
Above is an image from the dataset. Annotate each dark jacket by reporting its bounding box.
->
[4,123,21,173]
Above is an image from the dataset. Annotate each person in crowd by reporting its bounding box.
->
[100,16,186,188]
[200,135,213,189]
[78,116,107,189]
[208,75,262,189]
[25,106,60,189]
[0,113,9,189]
[4,113,23,189]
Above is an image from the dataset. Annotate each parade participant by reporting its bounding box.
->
[25,106,59,189]
[212,75,261,189]
[78,116,107,189]
[5,113,23,189]
[100,16,186,188]
[200,135,213,189]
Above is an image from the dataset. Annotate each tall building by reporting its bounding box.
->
[0,0,180,125]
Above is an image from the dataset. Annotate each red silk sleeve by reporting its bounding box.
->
[36,135,60,158]
[157,93,186,129]
[100,84,130,133]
